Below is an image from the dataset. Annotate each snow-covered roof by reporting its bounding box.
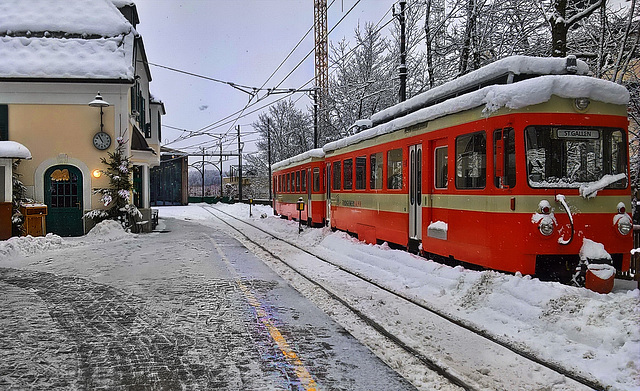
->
[370,56,590,126]
[272,148,325,171]
[324,74,629,153]
[0,141,31,159]
[0,0,136,80]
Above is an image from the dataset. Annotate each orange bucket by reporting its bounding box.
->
[585,265,615,294]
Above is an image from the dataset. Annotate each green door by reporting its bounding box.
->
[45,165,84,236]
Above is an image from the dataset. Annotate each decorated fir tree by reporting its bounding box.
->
[85,136,142,231]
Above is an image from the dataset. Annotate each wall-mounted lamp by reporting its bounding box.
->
[88,92,110,132]
[92,169,102,178]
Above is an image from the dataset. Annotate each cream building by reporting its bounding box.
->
[0,0,163,235]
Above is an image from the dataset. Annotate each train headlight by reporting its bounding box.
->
[574,98,590,112]
[617,218,632,235]
[539,220,555,236]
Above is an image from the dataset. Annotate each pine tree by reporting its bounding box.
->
[85,136,142,231]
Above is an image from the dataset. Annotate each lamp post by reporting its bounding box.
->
[88,92,110,132]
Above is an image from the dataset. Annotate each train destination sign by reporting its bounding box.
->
[556,129,600,139]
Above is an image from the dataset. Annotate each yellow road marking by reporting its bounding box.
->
[210,238,318,391]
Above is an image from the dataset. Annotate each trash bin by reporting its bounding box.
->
[20,204,47,237]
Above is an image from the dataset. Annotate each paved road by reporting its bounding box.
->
[0,217,415,390]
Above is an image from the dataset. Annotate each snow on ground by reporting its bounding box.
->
[1,205,638,390]
[160,203,640,391]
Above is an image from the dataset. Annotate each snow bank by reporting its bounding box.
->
[324,75,628,153]
[0,234,65,259]
[86,219,132,241]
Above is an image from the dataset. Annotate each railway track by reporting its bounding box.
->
[201,205,602,391]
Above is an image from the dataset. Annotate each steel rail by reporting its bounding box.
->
[201,205,604,391]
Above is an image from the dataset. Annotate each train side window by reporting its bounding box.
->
[355,156,366,190]
[301,170,307,192]
[333,161,341,190]
[387,148,403,190]
[313,168,320,192]
[279,175,283,192]
[286,173,290,192]
[370,152,383,189]
[343,159,353,190]
[456,131,486,189]
[296,171,301,192]
[435,146,448,189]
[494,128,516,189]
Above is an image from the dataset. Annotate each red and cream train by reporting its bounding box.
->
[271,56,633,292]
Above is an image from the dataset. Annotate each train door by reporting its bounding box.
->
[306,168,312,221]
[426,138,449,241]
[409,144,423,241]
[325,163,331,226]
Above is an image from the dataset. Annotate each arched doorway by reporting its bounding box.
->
[44,165,84,236]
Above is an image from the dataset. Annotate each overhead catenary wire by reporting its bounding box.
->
[163,0,401,150]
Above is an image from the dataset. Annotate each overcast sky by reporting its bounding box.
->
[132,0,396,171]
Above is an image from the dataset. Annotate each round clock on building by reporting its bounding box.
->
[93,131,112,150]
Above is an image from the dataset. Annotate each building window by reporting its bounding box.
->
[370,152,383,189]
[0,105,7,141]
[387,148,403,190]
[456,132,486,189]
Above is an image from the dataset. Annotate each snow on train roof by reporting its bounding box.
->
[370,56,590,125]
[272,148,325,171]
[324,74,629,153]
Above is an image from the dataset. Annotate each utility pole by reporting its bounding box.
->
[267,118,272,201]
[219,141,223,197]
[313,90,318,148]
[237,125,243,201]
[201,146,205,200]
[398,0,407,102]
[314,0,328,146]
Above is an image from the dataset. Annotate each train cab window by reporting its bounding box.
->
[313,168,320,192]
[494,128,516,189]
[355,156,366,190]
[301,170,307,192]
[370,152,383,189]
[343,159,353,190]
[435,146,448,189]
[296,171,301,192]
[525,126,627,188]
[286,173,291,192]
[456,132,486,189]
[387,148,403,190]
[332,161,341,190]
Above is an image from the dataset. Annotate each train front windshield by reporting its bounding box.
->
[525,126,627,189]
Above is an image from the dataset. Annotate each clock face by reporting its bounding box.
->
[93,132,112,150]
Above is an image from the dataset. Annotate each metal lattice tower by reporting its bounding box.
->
[314,0,328,144]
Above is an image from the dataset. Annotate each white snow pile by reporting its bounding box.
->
[579,173,628,198]
[0,233,65,259]
[324,75,629,153]
[86,219,132,241]
[158,204,640,391]
[0,141,31,159]
[0,0,136,80]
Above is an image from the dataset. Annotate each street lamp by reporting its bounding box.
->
[88,92,110,133]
